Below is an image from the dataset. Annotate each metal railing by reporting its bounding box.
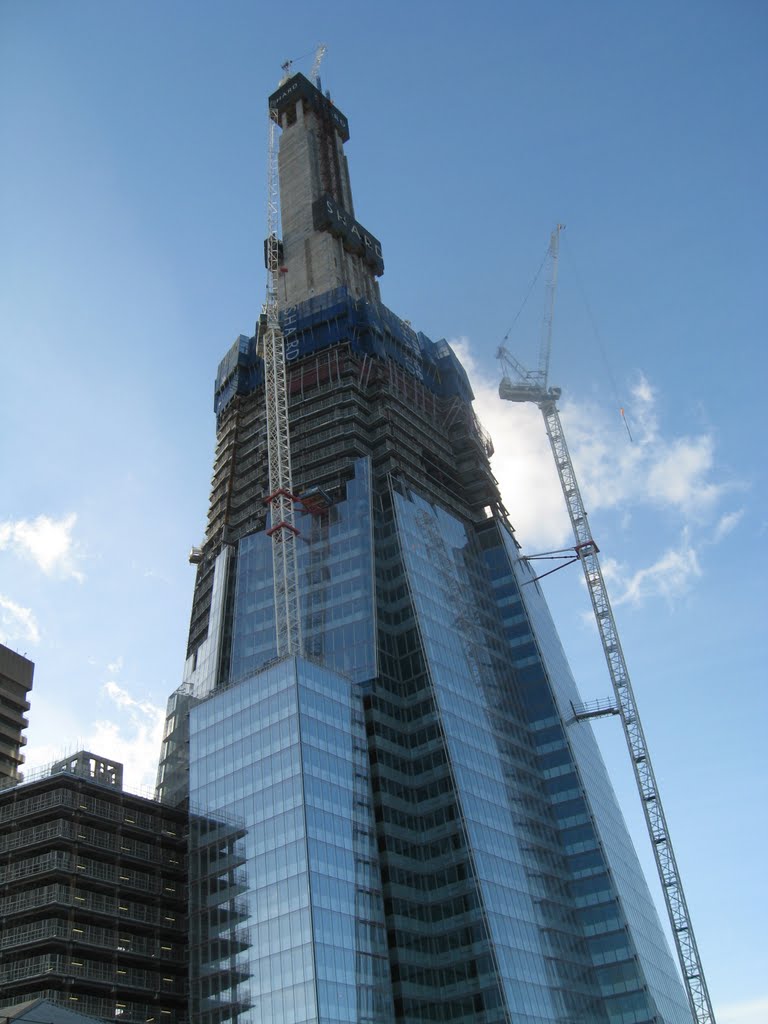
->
[0,952,185,994]
[0,918,183,961]
[0,882,186,929]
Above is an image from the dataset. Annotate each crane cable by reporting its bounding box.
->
[560,234,634,443]
[279,45,325,77]
[501,247,549,344]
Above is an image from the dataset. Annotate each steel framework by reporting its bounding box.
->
[498,230,715,1024]
[540,397,713,1023]
[263,105,301,657]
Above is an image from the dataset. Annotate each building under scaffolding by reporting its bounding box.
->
[0,752,189,1021]
[0,750,252,1024]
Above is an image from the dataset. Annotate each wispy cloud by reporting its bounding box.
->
[451,338,570,546]
[0,513,84,581]
[24,671,164,794]
[556,374,731,521]
[451,339,740,606]
[142,567,172,584]
[717,996,768,1024]
[711,509,744,544]
[28,679,165,790]
[610,529,702,606]
[87,680,165,793]
[0,594,41,645]
[646,436,723,510]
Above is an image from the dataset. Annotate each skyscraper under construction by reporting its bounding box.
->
[157,70,695,1023]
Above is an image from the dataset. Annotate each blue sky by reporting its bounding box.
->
[1,2,765,1018]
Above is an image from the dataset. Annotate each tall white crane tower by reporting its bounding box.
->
[262,74,301,658]
[498,227,715,1024]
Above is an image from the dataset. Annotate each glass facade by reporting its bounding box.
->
[230,459,376,687]
[164,69,697,1024]
[500,529,693,1023]
[189,657,394,1024]
[188,812,251,1023]
[177,450,695,1024]
[385,485,692,1023]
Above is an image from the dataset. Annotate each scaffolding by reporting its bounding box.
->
[0,757,188,1023]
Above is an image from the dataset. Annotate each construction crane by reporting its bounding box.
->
[262,74,301,657]
[498,226,715,1024]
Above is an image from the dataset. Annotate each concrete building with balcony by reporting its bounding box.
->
[0,643,33,786]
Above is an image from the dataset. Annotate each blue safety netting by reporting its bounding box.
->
[213,288,474,423]
[214,334,263,421]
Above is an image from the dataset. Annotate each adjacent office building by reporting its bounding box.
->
[157,72,695,1023]
[0,643,33,786]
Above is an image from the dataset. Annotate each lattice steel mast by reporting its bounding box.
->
[262,70,301,657]
[498,228,715,1024]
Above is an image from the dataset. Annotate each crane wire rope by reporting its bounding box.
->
[560,233,635,442]
[279,43,327,82]
[502,247,548,344]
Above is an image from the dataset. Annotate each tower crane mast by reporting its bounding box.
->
[498,230,715,1024]
[262,77,301,657]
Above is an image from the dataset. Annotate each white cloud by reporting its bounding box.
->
[0,513,84,581]
[717,996,768,1024]
[457,350,734,546]
[557,378,728,520]
[87,681,165,793]
[646,435,723,510]
[451,340,739,606]
[107,656,124,675]
[452,338,570,546]
[711,508,744,543]
[0,593,41,645]
[611,530,702,606]
[627,373,658,441]
[142,567,172,584]
[631,373,654,410]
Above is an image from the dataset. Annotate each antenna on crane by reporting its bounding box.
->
[498,231,715,1024]
[262,69,301,658]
